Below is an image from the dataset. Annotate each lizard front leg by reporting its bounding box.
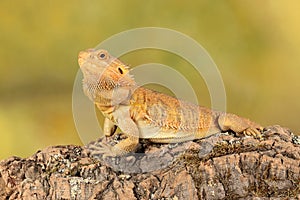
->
[109,117,140,156]
[217,113,263,138]
[103,117,117,136]
[93,106,140,157]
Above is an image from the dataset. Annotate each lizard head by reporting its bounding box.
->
[78,49,136,105]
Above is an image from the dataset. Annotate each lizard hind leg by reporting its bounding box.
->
[217,113,262,138]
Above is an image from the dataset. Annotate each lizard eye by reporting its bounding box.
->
[98,52,107,59]
[118,67,124,74]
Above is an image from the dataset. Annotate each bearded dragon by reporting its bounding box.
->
[78,48,263,157]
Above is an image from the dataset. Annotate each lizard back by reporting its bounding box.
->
[129,87,221,135]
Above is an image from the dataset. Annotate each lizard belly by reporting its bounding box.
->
[137,120,221,141]
[136,120,161,138]
[137,120,195,140]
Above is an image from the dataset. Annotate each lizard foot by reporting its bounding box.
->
[88,142,124,159]
[242,127,262,139]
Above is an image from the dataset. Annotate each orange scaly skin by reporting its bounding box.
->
[78,49,263,157]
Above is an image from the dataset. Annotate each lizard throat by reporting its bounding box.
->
[82,78,134,106]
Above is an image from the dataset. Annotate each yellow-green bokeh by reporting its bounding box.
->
[1,1,300,159]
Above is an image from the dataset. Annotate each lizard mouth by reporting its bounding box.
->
[78,51,89,66]
[78,48,95,66]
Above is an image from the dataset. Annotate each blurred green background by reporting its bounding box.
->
[1,1,299,160]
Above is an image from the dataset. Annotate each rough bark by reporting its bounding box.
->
[0,125,299,199]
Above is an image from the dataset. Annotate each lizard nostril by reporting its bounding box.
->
[78,51,89,59]
[78,49,95,60]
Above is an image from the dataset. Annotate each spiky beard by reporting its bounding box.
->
[82,74,136,106]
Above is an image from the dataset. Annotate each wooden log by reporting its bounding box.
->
[0,125,299,199]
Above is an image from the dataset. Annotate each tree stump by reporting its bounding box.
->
[0,125,299,199]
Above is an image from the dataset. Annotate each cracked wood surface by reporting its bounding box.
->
[0,125,299,199]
